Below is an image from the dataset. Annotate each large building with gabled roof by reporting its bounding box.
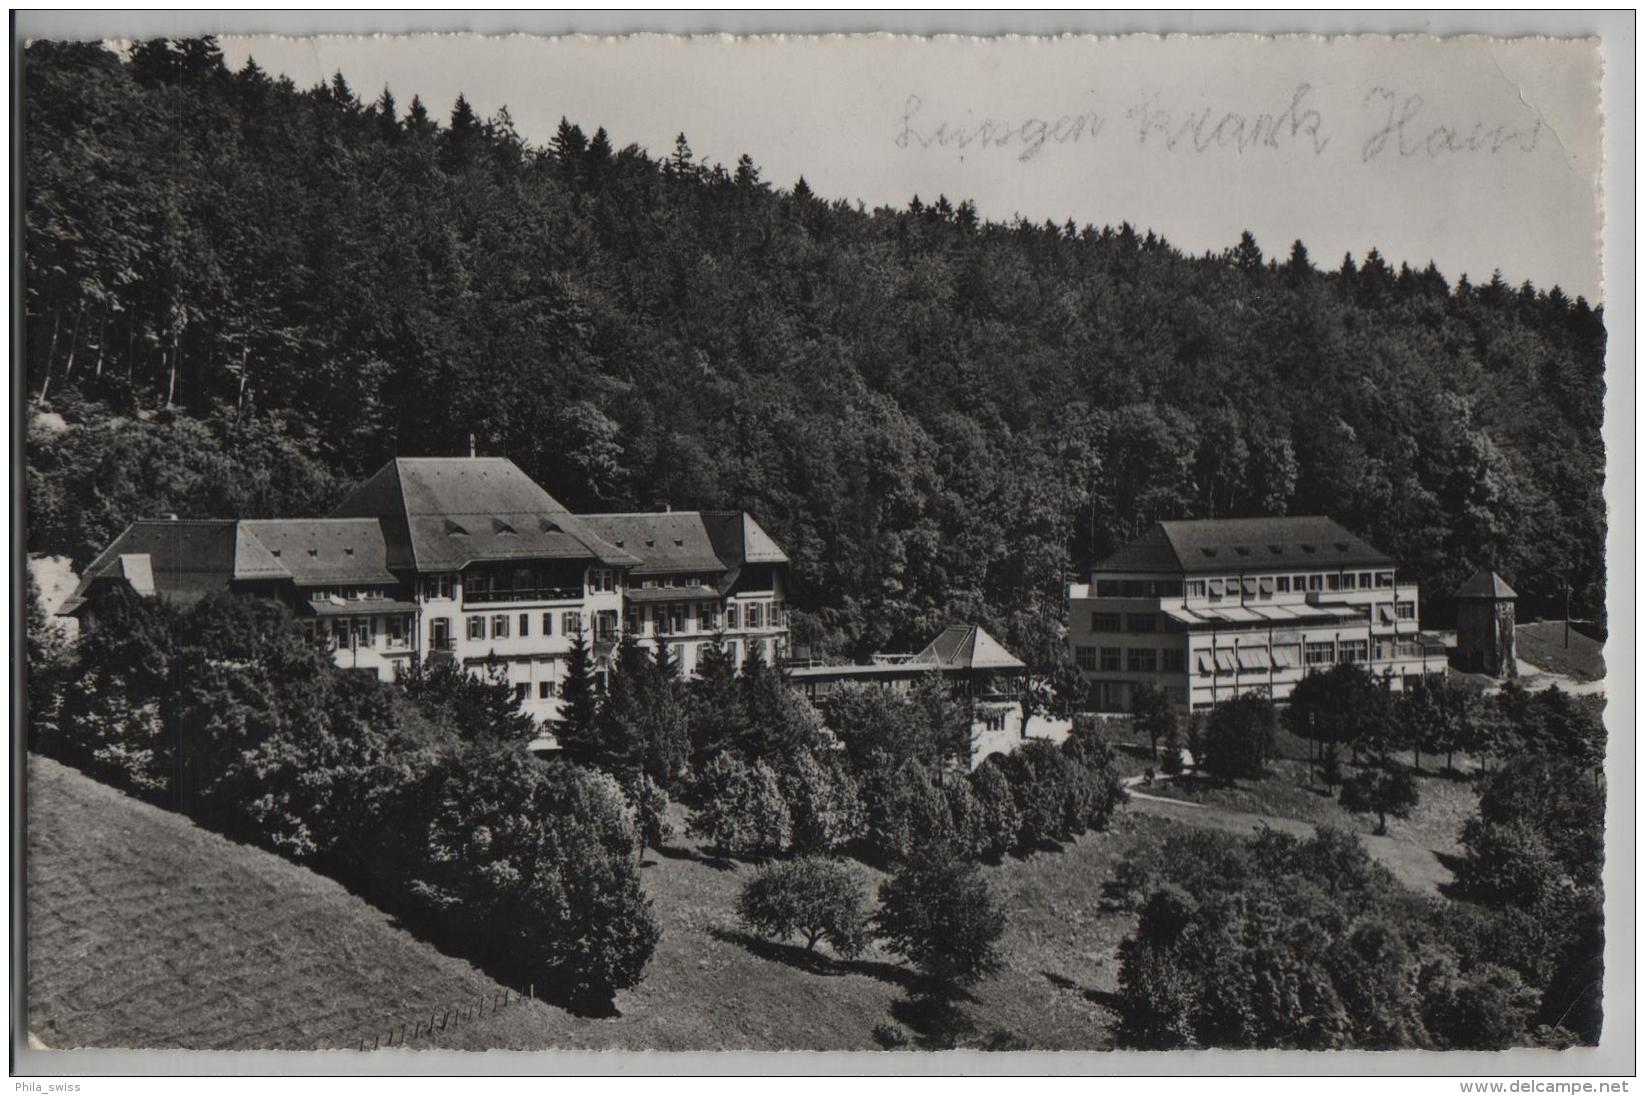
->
[61,456,791,723]
[1067,516,1448,712]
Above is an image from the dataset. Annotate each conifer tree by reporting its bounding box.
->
[556,621,600,765]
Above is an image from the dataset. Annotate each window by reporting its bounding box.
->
[468,616,486,641]
[538,681,556,699]
[519,613,530,638]
[1125,613,1157,633]
[561,611,579,636]
[1340,639,1369,663]
[1075,646,1098,671]
[656,607,674,636]
[588,568,616,593]
[1277,576,1291,593]
[1305,641,1335,667]
[1091,612,1121,632]
[626,607,641,635]
[726,605,741,630]
[747,603,765,629]
[421,574,453,600]
[1162,649,1185,673]
[542,612,554,635]
[311,589,330,603]
[700,604,719,631]
[595,671,609,694]
[1396,601,1416,620]
[513,683,529,702]
[1358,572,1374,590]
[1100,647,1122,672]
[594,611,618,641]
[1377,571,1395,589]
[1127,648,1158,673]
[1207,578,1224,600]
[1186,580,1206,598]
[672,604,687,635]
[388,617,405,647]
[1308,574,1323,592]
[1326,573,1341,592]
[1258,576,1275,600]
[492,615,510,639]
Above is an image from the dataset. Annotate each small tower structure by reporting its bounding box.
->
[1455,569,1518,678]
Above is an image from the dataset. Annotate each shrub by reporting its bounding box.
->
[1061,727,1128,832]
[1200,693,1277,782]
[875,855,1007,988]
[780,750,864,855]
[1338,763,1419,835]
[687,752,792,859]
[858,755,954,863]
[968,758,1021,861]
[623,771,674,861]
[942,776,987,860]
[1003,739,1076,848]
[737,856,872,957]
[419,748,660,1009]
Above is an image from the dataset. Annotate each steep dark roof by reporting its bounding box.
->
[1456,570,1518,599]
[60,519,287,613]
[1095,517,1395,576]
[329,458,637,571]
[577,511,788,576]
[239,519,398,585]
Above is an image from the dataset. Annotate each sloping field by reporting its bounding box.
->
[26,755,561,1051]
[28,755,1160,1051]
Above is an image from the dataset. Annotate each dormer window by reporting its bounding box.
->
[1200,547,1217,558]
[1267,545,1283,555]
[307,548,318,557]
[343,547,354,556]
[645,539,655,548]
[445,519,468,536]
[271,549,282,558]
[493,518,517,536]
[1235,546,1250,557]
[674,538,685,548]
[540,517,561,533]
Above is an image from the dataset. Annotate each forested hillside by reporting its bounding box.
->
[22,38,1607,660]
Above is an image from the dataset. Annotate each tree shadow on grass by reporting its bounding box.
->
[708,926,931,992]
[1434,850,1470,899]
[653,843,739,872]
[1042,969,1123,1012]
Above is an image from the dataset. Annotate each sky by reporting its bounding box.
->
[219,33,1605,302]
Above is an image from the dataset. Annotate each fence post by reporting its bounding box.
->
[442,1009,449,1031]
[529,982,535,1000]
[373,1034,379,1050]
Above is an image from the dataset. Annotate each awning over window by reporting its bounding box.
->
[1208,578,1224,597]
[1241,576,1258,597]
[1236,647,1270,671]
[1258,576,1276,594]
[1377,604,1396,623]
[1196,652,1215,674]
[1214,650,1237,673]
[1271,647,1297,669]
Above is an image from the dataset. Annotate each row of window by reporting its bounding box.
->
[464,610,619,642]
[309,586,390,602]
[1184,570,1396,600]
[1090,612,1165,634]
[1075,646,1186,674]
[1077,636,1432,678]
[626,600,782,636]
[637,573,712,590]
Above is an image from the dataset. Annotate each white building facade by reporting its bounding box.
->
[1068,517,1447,713]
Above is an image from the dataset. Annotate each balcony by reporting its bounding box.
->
[462,585,583,607]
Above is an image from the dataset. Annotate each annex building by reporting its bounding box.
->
[1068,516,1448,712]
[60,457,790,723]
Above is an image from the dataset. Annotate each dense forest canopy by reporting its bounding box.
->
[22,38,1607,659]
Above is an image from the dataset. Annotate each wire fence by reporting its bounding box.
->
[354,982,537,1051]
